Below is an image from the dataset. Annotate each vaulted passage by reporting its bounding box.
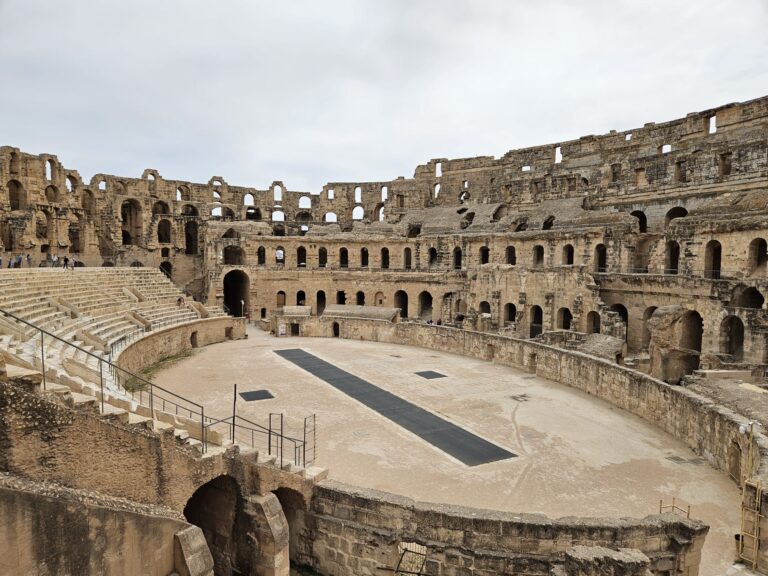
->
[274,348,515,466]
[223,269,249,317]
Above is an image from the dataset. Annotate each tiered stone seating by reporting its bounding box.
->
[0,268,234,456]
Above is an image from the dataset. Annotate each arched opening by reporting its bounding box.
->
[720,315,745,360]
[374,291,385,306]
[45,185,59,203]
[184,475,241,575]
[594,244,607,273]
[316,291,326,315]
[257,246,266,265]
[403,247,412,270]
[479,301,491,315]
[665,241,680,274]
[182,204,199,217]
[246,207,261,221]
[296,290,306,305]
[272,487,310,569]
[324,212,337,223]
[611,304,629,341]
[672,310,704,381]
[332,322,340,337]
[506,246,516,265]
[152,201,170,215]
[297,246,307,267]
[665,206,688,228]
[542,215,555,230]
[185,221,199,255]
[586,311,601,334]
[68,216,82,253]
[504,303,517,324]
[394,290,408,318]
[336,291,346,305]
[529,305,543,338]
[352,206,364,220]
[418,291,433,321]
[223,270,249,317]
[732,285,765,309]
[680,310,703,353]
[222,228,240,239]
[453,247,462,270]
[479,246,490,264]
[704,240,722,279]
[159,261,172,279]
[120,199,142,246]
[223,246,245,265]
[8,180,27,210]
[642,306,657,349]
[157,219,172,243]
[356,291,365,305]
[277,291,287,307]
[630,210,648,233]
[749,238,768,275]
[556,307,572,329]
[455,298,467,322]
[360,247,368,268]
[562,244,574,265]
[318,247,327,268]
[428,247,438,267]
[339,247,349,268]
[81,190,95,215]
[381,247,389,269]
[533,245,544,267]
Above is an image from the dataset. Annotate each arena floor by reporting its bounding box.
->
[153,326,744,575]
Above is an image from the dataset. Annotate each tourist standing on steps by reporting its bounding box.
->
[15,255,22,268]
[26,254,31,267]
[63,256,69,269]
[52,254,58,267]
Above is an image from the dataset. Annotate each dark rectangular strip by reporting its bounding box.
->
[274,348,515,466]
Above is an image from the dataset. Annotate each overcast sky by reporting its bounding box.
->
[1,0,766,192]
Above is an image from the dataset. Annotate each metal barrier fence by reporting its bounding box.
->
[0,306,315,465]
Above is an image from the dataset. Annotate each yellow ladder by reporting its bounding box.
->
[741,480,762,570]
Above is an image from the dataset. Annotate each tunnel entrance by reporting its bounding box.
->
[184,475,241,576]
[273,488,311,569]
[223,269,249,317]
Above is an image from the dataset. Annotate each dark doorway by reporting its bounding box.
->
[332,322,340,337]
[529,305,543,338]
[223,270,249,317]
[317,291,326,315]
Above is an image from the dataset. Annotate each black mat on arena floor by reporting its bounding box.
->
[274,348,515,466]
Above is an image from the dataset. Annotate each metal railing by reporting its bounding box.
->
[0,307,315,464]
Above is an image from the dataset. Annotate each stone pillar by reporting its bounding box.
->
[244,493,290,576]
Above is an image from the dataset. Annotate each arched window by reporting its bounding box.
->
[352,206,364,220]
[533,245,545,267]
[428,247,438,267]
[529,305,543,338]
[720,316,745,360]
[81,190,95,215]
[257,246,266,265]
[299,196,311,209]
[479,301,491,315]
[453,247,462,270]
[479,246,490,265]
[434,183,440,198]
[339,247,349,268]
[665,241,680,274]
[594,244,607,273]
[318,247,327,268]
[665,207,688,228]
[223,246,245,265]
[297,246,307,267]
[404,247,412,270]
[121,200,142,246]
[324,212,338,223]
[630,210,648,233]
[749,238,768,275]
[157,219,172,243]
[562,244,574,265]
[184,221,198,255]
[542,216,555,230]
[380,186,388,201]
[506,246,516,265]
[732,285,764,309]
[586,311,601,334]
[556,307,572,329]
[45,186,59,203]
[394,290,408,318]
[273,185,282,202]
[243,193,255,206]
[380,247,389,269]
[246,207,261,221]
[152,201,170,215]
[8,179,26,210]
[356,291,365,305]
[704,240,722,279]
[418,291,433,321]
[360,247,369,267]
[504,303,517,324]
[272,210,285,222]
[354,186,362,203]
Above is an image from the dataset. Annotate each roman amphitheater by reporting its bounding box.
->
[1,95,768,576]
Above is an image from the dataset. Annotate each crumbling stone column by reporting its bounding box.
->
[244,493,290,576]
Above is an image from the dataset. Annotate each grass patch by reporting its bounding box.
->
[121,349,196,392]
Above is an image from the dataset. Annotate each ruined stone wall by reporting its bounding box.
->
[308,480,707,576]
[0,474,202,576]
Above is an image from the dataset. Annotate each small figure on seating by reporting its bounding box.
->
[177,296,185,308]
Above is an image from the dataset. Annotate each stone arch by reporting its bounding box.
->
[630,210,648,233]
[318,247,327,268]
[504,303,517,324]
[184,475,241,575]
[81,189,95,215]
[352,206,364,220]
[223,245,245,265]
[45,185,59,203]
[479,246,490,265]
[556,307,572,329]
[702,239,722,279]
[680,310,703,352]
[403,247,412,269]
[586,311,601,334]
[542,215,555,230]
[246,206,261,221]
[297,246,307,267]
[356,291,365,305]
[184,220,199,255]
[418,291,433,321]
[339,247,349,268]
[594,243,607,273]
[380,247,389,269]
[529,305,543,338]
[394,290,408,318]
[642,306,658,349]
[453,247,462,270]
[273,487,310,568]
[562,244,574,265]
[479,300,491,315]
[732,285,764,309]
[316,290,326,315]
[277,291,286,307]
[296,290,306,305]
[7,180,26,210]
[182,204,199,217]
[152,200,170,215]
[749,238,768,275]
[720,315,745,360]
[506,246,516,265]
[223,270,249,316]
[665,240,680,274]
[665,206,688,227]
[157,219,172,243]
[120,199,142,246]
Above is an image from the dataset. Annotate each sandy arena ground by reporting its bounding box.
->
[153,326,744,575]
